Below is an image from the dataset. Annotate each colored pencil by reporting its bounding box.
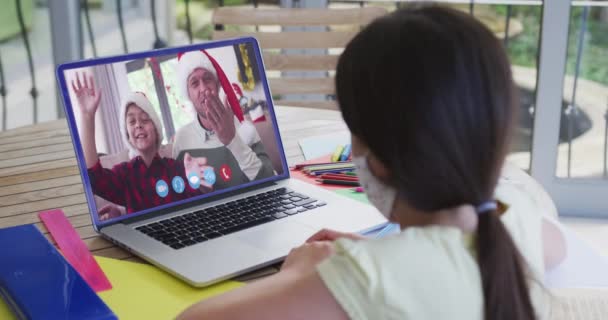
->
[318,172,358,178]
[316,179,360,186]
[319,173,358,178]
[303,163,354,172]
[331,145,345,162]
[339,144,352,162]
[308,168,356,176]
[318,174,359,182]
[294,161,350,170]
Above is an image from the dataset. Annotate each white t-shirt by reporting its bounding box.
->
[317,180,549,320]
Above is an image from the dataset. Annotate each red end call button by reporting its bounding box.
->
[220,164,232,182]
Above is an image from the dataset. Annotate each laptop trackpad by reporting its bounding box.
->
[236,220,314,253]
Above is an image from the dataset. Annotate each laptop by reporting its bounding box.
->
[56,37,386,287]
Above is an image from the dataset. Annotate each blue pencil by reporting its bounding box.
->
[339,144,352,162]
[309,168,356,176]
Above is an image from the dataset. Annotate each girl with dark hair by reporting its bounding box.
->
[178,5,565,320]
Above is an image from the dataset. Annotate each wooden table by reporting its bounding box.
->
[3,104,607,269]
[0,106,348,263]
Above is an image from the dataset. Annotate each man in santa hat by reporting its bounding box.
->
[172,50,275,190]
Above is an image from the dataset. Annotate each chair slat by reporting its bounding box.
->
[274,99,338,110]
[269,78,334,95]
[262,53,339,71]
[213,31,356,49]
[213,7,387,26]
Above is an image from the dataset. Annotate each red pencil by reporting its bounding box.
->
[321,172,357,178]
[318,174,359,181]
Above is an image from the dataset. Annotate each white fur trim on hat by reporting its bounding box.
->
[119,92,164,158]
[177,51,217,102]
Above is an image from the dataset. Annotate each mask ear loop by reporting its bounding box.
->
[354,151,398,221]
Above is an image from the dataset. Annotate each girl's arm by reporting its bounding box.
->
[177,242,349,320]
[542,217,567,270]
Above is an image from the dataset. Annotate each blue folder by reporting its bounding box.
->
[0,224,116,320]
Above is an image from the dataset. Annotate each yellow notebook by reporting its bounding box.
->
[0,256,242,320]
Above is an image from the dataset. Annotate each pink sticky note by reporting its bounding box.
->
[39,209,112,292]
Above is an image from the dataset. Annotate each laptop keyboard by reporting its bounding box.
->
[135,188,326,250]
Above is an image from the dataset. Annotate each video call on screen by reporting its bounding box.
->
[65,42,283,223]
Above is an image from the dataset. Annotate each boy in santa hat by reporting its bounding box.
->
[172,50,275,190]
[72,72,213,219]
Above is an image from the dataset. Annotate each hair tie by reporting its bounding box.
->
[476,201,497,215]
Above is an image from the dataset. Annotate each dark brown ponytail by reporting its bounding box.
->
[477,210,535,320]
[336,5,536,320]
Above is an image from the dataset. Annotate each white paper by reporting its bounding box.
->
[298,132,351,160]
[544,224,608,288]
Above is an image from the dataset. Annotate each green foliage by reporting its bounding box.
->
[175,0,250,41]
[85,0,103,9]
[565,7,608,85]
[494,5,608,85]
[0,0,33,42]
[505,8,542,70]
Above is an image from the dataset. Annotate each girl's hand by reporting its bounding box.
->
[306,228,365,243]
[71,72,101,118]
[281,241,335,274]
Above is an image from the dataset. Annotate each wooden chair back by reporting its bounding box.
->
[212,7,387,110]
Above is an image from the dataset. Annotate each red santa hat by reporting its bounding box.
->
[119,91,164,158]
[176,50,258,146]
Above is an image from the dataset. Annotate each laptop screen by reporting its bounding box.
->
[57,38,289,227]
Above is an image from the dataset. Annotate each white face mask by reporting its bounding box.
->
[353,154,397,219]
